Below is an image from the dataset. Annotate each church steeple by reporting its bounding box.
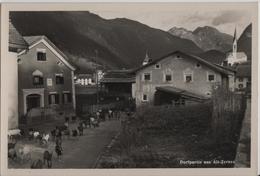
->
[142,51,152,65]
[232,27,237,54]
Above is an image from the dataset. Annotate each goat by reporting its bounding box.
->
[62,129,70,139]
[8,129,21,141]
[43,150,53,168]
[41,133,50,145]
[8,148,17,160]
[55,144,63,161]
[31,159,43,169]
[72,129,78,139]
[77,125,83,136]
[17,145,31,163]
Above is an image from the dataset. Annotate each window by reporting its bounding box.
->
[165,74,172,82]
[181,98,185,105]
[184,74,192,83]
[196,63,201,68]
[63,92,72,104]
[56,74,64,84]
[208,74,215,82]
[142,94,148,101]
[37,51,46,61]
[84,78,88,85]
[33,76,43,85]
[238,84,244,89]
[48,93,59,104]
[174,98,185,106]
[143,73,151,81]
[238,78,243,82]
[155,64,161,69]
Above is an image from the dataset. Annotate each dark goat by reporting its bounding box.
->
[43,150,53,168]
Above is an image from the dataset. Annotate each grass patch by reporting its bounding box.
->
[98,88,246,168]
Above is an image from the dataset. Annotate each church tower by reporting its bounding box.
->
[232,28,237,60]
[142,51,152,65]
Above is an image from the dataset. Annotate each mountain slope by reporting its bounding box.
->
[168,26,233,52]
[237,23,252,60]
[197,50,225,64]
[10,11,203,72]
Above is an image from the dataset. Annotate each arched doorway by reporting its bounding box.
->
[26,94,41,112]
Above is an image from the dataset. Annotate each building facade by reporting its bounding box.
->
[134,51,235,106]
[17,36,76,124]
[7,22,28,129]
[234,63,251,91]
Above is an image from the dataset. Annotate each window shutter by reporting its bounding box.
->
[55,94,60,104]
[68,93,72,103]
[48,94,52,104]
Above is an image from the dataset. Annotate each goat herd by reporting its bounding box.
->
[7,114,107,169]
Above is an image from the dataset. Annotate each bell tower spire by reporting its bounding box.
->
[142,50,152,65]
[232,27,237,59]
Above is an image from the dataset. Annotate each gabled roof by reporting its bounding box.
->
[100,69,135,83]
[9,22,28,52]
[134,51,234,76]
[156,86,209,102]
[19,35,76,71]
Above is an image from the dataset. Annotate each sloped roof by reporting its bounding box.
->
[236,64,251,78]
[197,50,226,65]
[21,35,76,71]
[9,22,28,52]
[156,86,209,101]
[100,70,135,83]
[134,51,234,76]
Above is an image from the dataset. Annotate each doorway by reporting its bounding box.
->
[26,94,41,112]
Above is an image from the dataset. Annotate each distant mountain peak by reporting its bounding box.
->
[168,26,233,52]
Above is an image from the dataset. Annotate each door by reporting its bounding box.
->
[26,94,41,112]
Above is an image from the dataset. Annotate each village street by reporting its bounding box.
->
[9,119,121,169]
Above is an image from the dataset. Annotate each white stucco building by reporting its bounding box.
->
[8,22,28,129]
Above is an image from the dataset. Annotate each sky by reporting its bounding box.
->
[90,7,252,37]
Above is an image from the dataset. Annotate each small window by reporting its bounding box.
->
[84,78,88,85]
[49,93,59,104]
[143,73,151,81]
[238,78,243,82]
[196,63,201,68]
[208,74,215,82]
[185,74,192,83]
[181,99,185,105]
[56,74,64,84]
[37,51,46,61]
[174,99,180,106]
[238,84,244,89]
[33,76,43,85]
[155,64,161,69]
[142,94,148,101]
[165,74,172,82]
[63,93,72,104]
